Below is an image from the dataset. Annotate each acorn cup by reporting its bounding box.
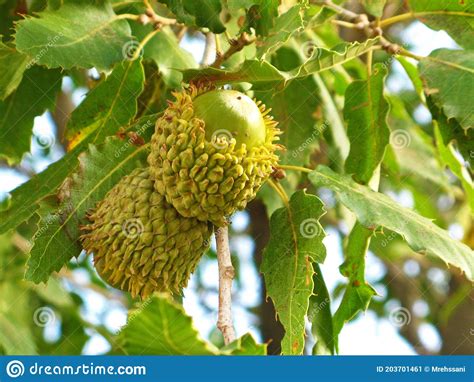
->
[81,168,213,299]
[147,86,282,227]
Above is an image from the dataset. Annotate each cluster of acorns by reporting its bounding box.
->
[81,87,281,298]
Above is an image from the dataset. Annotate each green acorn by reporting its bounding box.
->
[81,168,212,298]
[148,87,281,226]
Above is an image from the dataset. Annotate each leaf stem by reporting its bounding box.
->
[132,28,161,61]
[330,19,358,29]
[397,48,424,61]
[367,50,373,77]
[115,13,140,21]
[380,11,474,28]
[277,164,312,174]
[267,179,290,207]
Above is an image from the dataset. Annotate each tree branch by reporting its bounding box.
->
[215,226,236,345]
[211,33,255,68]
[201,32,216,66]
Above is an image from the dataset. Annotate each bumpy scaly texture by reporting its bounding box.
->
[81,168,212,299]
[148,87,281,226]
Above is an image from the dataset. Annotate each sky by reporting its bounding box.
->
[0,20,460,355]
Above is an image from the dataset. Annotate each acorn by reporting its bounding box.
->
[148,87,281,226]
[81,168,212,298]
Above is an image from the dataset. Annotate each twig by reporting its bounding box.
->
[312,0,359,21]
[215,226,236,345]
[211,32,255,68]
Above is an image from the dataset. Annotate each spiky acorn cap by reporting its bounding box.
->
[81,168,212,299]
[148,87,281,226]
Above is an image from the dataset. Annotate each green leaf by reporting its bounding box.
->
[396,56,425,103]
[243,0,278,36]
[314,74,350,164]
[67,59,145,149]
[261,190,326,355]
[0,281,37,355]
[0,42,29,100]
[434,122,474,212]
[308,264,335,355]
[159,0,225,33]
[408,0,474,50]
[0,65,61,165]
[305,5,338,28]
[333,282,376,337]
[344,64,390,184]
[119,294,218,355]
[333,223,376,338]
[15,1,132,70]
[25,137,150,283]
[0,144,81,235]
[309,166,474,281]
[428,97,474,168]
[255,47,320,166]
[0,0,20,39]
[0,115,158,235]
[386,96,451,191]
[360,0,386,17]
[221,333,267,355]
[183,38,380,88]
[25,202,82,284]
[257,5,304,58]
[419,49,473,131]
[133,25,197,88]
